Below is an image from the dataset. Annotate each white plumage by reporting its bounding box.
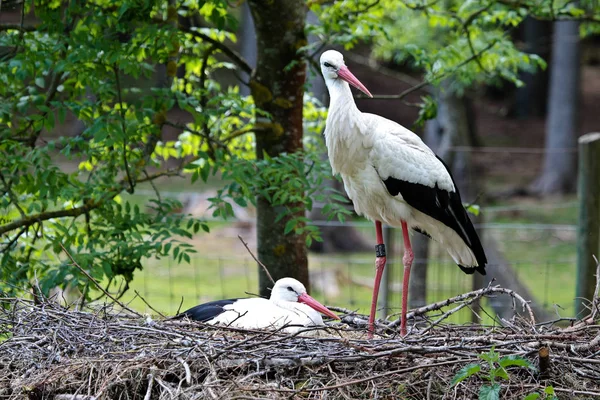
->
[177,278,339,333]
[320,50,487,336]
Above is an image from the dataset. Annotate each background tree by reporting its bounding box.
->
[530,20,581,194]
[2,0,599,305]
[247,0,309,295]
[0,0,345,300]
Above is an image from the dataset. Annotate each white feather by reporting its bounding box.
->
[204,278,326,333]
[207,298,324,333]
[321,51,479,268]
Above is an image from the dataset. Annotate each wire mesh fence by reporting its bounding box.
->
[124,215,579,324]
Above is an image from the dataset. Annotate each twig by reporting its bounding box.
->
[133,290,165,318]
[177,357,191,386]
[521,384,600,397]
[591,255,600,321]
[356,39,499,101]
[60,244,142,317]
[238,235,275,285]
[387,284,536,328]
[183,28,253,74]
[419,296,479,335]
[303,358,474,392]
[113,65,134,194]
[143,367,156,400]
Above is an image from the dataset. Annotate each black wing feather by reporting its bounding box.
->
[174,299,239,322]
[381,156,487,275]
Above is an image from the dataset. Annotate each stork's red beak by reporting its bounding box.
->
[298,293,340,320]
[337,65,373,98]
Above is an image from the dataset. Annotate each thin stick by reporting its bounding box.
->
[591,255,600,321]
[387,284,536,328]
[302,358,473,392]
[60,244,143,317]
[143,368,155,400]
[238,235,275,285]
[134,290,165,318]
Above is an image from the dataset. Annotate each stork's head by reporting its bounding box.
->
[320,50,373,98]
[270,278,340,320]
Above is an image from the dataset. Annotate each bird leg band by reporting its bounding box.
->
[375,243,386,258]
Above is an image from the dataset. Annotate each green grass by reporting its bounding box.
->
[485,197,579,317]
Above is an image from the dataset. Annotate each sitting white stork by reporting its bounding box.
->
[175,278,340,333]
[319,50,487,337]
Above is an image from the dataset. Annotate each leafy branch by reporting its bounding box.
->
[357,39,499,101]
[451,347,537,400]
[182,27,253,74]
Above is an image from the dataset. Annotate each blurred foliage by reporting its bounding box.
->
[308,0,599,115]
[1,0,598,302]
[0,0,343,301]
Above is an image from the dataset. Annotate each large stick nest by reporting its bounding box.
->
[1,285,599,400]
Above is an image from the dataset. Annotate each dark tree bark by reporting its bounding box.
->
[531,21,581,195]
[513,18,551,118]
[424,86,474,197]
[248,0,309,296]
[239,2,256,97]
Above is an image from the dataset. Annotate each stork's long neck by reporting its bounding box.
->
[324,78,367,174]
[326,79,360,122]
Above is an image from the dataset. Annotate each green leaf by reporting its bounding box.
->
[522,394,540,400]
[491,366,509,380]
[479,348,500,364]
[35,77,45,88]
[44,111,55,132]
[284,219,296,235]
[479,384,501,400]
[57,107,66,124]
[498,356,535,371]
[465,203,480,216]
[451,363,481,386]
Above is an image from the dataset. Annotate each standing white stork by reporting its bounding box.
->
[319,50,487,336]
[175,278,340,333]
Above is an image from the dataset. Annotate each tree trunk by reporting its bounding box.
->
[513,18,551,118]
[531,21,581,195]
[239,2,256,97]
[248,0,309,296]
[425,85,474,197]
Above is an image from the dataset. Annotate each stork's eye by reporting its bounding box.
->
[323,62,333,68]
[287,286,295,292]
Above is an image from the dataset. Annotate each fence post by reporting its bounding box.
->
[575,132,600,316]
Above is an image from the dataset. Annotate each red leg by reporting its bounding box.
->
[400,220,414,336]
[368,221,386,338]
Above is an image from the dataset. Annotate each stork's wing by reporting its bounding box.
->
[176,299,239,322]
[371,138,487,272]
[371,133,455,191]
